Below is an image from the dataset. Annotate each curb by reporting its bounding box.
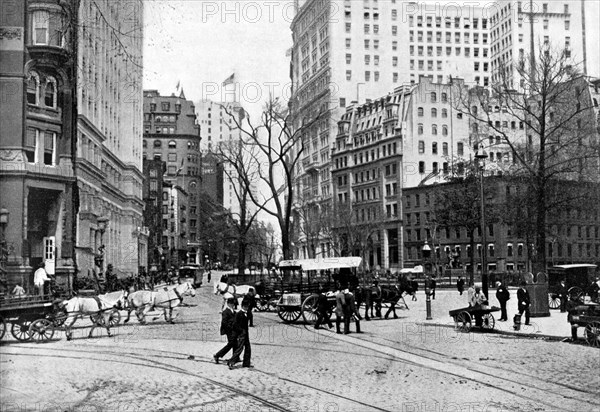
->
[414,321,568,342]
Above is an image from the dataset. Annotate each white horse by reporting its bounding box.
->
[61,290,127,340]
[213,282,256,309]
[124,281,196,324]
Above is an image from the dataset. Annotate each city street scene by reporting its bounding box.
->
[1,0,599,411]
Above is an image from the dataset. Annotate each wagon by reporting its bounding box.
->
[276,257,362,324]
[569,302,600,347]
[449,305,501,332]
[0,295,66,342]
[547,264,598,309]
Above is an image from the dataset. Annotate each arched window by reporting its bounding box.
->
[45,77,57,108]
[153,140,161,148]
[168,140,177,149]
[431,108,437,117]
[431,92,437,103]
[417,107,424,116]
[441,92,447,103]
[442,125,448,136]
[441,108,448,118]
[432,124,438,135]
[418,123,424,135]
[155,116,161,123]
[27,72,40,105]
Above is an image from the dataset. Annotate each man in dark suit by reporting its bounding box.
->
[495,281,510,321]
[228,299,252,369]
[517,281,531,326]
[558,280,569,312]
[213,298,236,364]
[457,277,465,295]
[314,288,333,330]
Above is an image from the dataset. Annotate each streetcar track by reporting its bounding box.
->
[290,322,599,410]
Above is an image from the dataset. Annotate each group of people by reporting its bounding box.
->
[314,282,363,334]
[213,294,255,369]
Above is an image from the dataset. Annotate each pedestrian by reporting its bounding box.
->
[34,262,50,297]
[314,288,333,330]
[105,264,116,292]
[213,297,236,364]
[384,284,401,319]
[472,286,488,326]
[369,280,382,318]
[430,277,437,300]
[411,279,419,301]
[227,299,252,369]
[343,287,362,334]
[334,283,346,334]
[457,277,465,295]
[207,270,212,284]
[242,292,256,327]
[495,281,510,321]
[467,282,475,307]
[517,281,531,326]
[558,280,569,312]
[12,283,26,298]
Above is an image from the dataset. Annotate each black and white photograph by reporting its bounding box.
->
[1,0,599,410]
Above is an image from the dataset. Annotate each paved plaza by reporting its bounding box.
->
[1,276,599,412]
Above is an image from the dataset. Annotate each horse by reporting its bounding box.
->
[60,290,127,340]
[213,282,256,310]
[124,281,196,324]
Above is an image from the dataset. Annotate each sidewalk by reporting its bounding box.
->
[381,288,575,340]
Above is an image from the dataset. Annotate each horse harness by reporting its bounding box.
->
[221,284,237,297]
[154,286,184,308]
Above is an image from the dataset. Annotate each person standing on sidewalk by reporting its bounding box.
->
[228,299,252,369]
[334,284,346,334]
[517,281,531,326]
[213,298,236,364]
[457,277,465,295]
[558,280,569,312]
[314,288,333,330]
[495,281,510,321]
[243,291,256,327]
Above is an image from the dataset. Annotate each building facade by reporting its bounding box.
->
[142,159,165,271]
[75,0,146,279]
[142,89,202,268]
[0,0,78,290]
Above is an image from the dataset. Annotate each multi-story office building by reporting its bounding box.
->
[75,1,146,279]
[289,0,493,259]
[142,90,202,267]
[0,0,146,290]
[489,0,600,87]
[142,160,166,271]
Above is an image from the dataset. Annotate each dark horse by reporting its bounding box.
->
[354,280,415,320]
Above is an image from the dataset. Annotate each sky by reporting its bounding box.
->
[143,0,295,119]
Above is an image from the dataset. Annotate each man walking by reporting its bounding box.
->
[213,297,236,364]
[517,281,531,326]
[343,287,361,334]
[335,284,346,334]
[228,299,252,369]
[314,288,333,330]
[495,281,510,321]
[244,290,256,327]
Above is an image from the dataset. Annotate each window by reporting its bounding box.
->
[418,140,425,154]
[441,109,447,118]
[432,125,438,135]
[431,92,437,103]
[417,107,424,117]
[168,140,177,149]
[161,102,170,111]
[442,142,448,156]
[442,125,448,136]
[418,124,423,135]
[431,108,437,117]
[418,161,425,173]
[32,11,49,45]
[457,142,464,156]
[27,72,39,105]
[346,54,351,64]
[153,140,162,148]
[432,142,438,154]
[44,77,57,108]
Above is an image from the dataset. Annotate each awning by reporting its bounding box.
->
[278,257,362,270]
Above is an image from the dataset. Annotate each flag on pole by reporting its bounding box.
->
[222,73,235,86]
[175,158,185,176]
[176,80,180,91]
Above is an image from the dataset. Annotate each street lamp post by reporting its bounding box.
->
[423,241,432,320]
[475,148,489,298]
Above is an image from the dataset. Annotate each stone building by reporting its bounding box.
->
[142,159,166,271]
[142,89,202,267]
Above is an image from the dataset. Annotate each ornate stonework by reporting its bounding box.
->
[0,27,22,40]
[0,149,26,162]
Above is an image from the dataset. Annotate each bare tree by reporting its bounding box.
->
[222,99,324,260]
[452,46,600,272]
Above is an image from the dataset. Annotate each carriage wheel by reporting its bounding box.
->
[11,321,33,342]
[49,308,68,327]
[455,312,472,332]
[30,319,55,343]
[548,294,561,310]
[584,322,600,347]
[108,310,121,328]
[90,313,101,325]
[0,316,6,340]
[481,313,495,330]
[568,287,584,303]
[277,306,302,323]
[268,298,280,312]
[301,295,319,325]
[256,298,269,312]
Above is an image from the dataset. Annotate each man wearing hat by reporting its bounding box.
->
[495,281,510,321]
[517,281,531,326]
[213,297,236,364]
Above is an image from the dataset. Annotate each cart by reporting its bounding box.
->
[547,264,598,309]
[569,302,600,347]
[449,305,501,332]
[0,296,66,342]
[276,257,362,324]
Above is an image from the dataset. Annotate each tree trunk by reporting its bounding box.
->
[237,237,247,280]
[534,174,547,274]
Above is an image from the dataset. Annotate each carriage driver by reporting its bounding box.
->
[34,261,50,297]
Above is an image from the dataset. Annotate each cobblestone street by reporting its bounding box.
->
[1,282,599,412]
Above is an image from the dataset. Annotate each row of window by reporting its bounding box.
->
[148,102,182,113]
[24,128,58,165]
[410,45,489,59]
[26,72,57,109]
[408,15,488,30]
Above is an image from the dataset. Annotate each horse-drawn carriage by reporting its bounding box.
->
[275,257,362,324]
[547,264,598,309]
